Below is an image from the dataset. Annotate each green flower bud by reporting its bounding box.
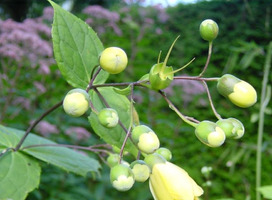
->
[217,74,257,108]
[131,125,160,154]
[130,160,151,182]
[110,164,135,191]
[63,88,89,117]
[98,108,119,128]
[155,147,172,161]
[216,118,245,139]
[149,63,174,90]
[107,153,120,168]
[144,153,166,169]
[99,47,128,74]
[199,19,219,42]
[195,120,226,147]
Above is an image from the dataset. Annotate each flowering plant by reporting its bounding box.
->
[0,1,259,200]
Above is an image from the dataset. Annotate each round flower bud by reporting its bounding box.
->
[144,153,166,169]
[98,108,119,128]
[63,88,89,117]
[131,125,160,154]
[216,118,245,139]
[155,147,172,161]
[107,153,120,168]
[217,74,257,108]
[110,164,135,191]
[195,120,226,147]
[130,160,151,182]
[199,19,219,42]
[99,47,128,74]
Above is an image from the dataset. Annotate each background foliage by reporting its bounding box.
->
[0,0,271,199]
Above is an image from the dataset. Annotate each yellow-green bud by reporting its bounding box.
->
[217,74,257,108]
[110,164,135,191]
[63,88,89,117]
[98,108,119,128]
[99,47,128,74]
[199,19,219,42]
[130,160,151,182]
[107,153,120,168]
[216,118,245,139]
[144,153,166,170]
[131,125,160,154]
[155,147,172,161]
[195,120,226,147]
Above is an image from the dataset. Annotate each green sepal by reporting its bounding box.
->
[113,85,132,96]
[217,74,241,97]
[216,118,244,139]
[149,63,174,90]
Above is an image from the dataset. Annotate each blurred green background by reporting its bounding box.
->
[0,0,271,199]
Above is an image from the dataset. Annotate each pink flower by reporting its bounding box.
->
[65,127,91,140]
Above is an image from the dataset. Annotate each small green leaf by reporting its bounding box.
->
[88,87,138,156]
[258,185,272,199]
[49,0,108,88]
[0,150,41,200]
[0,125,100,176]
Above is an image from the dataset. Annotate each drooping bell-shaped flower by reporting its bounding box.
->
[145,154,204,200]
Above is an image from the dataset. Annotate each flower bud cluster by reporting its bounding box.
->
[108,124,175,193]
[195,118,245,147]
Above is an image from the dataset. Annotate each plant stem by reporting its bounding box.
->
[21,143,111,154]
[202,81,222,120]
[91,80,146,89]
[86,66,102,92]
[174,76,219,82]
[119,85,134,162]
[199,41,213,77]
[159,90,198,127]
[14,100,63,151]
[256,41,272,200]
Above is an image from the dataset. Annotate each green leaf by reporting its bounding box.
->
[0,150,40,200]
[49,0,108,88]
[258,185,272,199]
[0,125,100,176]
[88,87,138,156]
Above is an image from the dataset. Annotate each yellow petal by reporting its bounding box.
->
[228,81,257,108]
[149,162,203,200]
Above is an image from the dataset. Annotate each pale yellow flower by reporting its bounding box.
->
[149,161,203,200]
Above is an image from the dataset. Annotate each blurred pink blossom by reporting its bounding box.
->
[83,5,122,36]
[34,120,59,136]
[34,81,46,94]
[164,75,206,106]
[65,127,91,140]
[12,97,31,110]
[0,10,54,74]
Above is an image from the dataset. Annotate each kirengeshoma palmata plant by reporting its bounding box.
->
[0,3,258,199]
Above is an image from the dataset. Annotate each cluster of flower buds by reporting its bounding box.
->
[108,122,204,200]
[195,118,245,147]
[60,18,257,200]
